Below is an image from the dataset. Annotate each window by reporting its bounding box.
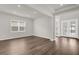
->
[10,20,26,32]
[63,22,67,35]
[70,21,76,33]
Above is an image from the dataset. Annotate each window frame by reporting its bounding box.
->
[10,20,26,32]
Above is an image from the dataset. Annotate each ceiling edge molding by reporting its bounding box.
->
[26,5,53,17]
[0,10,33,20]
[55,5,79,15]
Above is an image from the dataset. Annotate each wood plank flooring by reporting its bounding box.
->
[0,36,79,55]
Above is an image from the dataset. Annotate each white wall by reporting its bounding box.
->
[33,17,54,41]
[0,11,55,41]
[0,12,33,40]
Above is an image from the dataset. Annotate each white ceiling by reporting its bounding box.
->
[0,4,62,19]
[0,4,46,19]
[28,4,61,16]
[0,4,78,19]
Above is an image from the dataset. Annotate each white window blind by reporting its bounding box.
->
[10,20,26,32]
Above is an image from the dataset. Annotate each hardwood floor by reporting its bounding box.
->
[0,36,79,55]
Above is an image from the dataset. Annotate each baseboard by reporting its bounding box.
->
[50,39,55,41]
[32,35,54,41]
[0,35,55,42]
[57,36,79,40]
[0,35,33,41]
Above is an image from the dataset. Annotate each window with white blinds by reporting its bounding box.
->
[10,20,26,32]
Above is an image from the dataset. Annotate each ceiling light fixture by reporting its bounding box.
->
[60,4,63,6]
[17,5,21,7]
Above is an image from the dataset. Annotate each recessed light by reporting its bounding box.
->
[60,4,63,6]
[17,5,21,7]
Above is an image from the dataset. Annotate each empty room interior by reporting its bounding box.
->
[0,4,79,55]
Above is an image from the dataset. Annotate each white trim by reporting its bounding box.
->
[55,5,79,15]
[10,20,26,32]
